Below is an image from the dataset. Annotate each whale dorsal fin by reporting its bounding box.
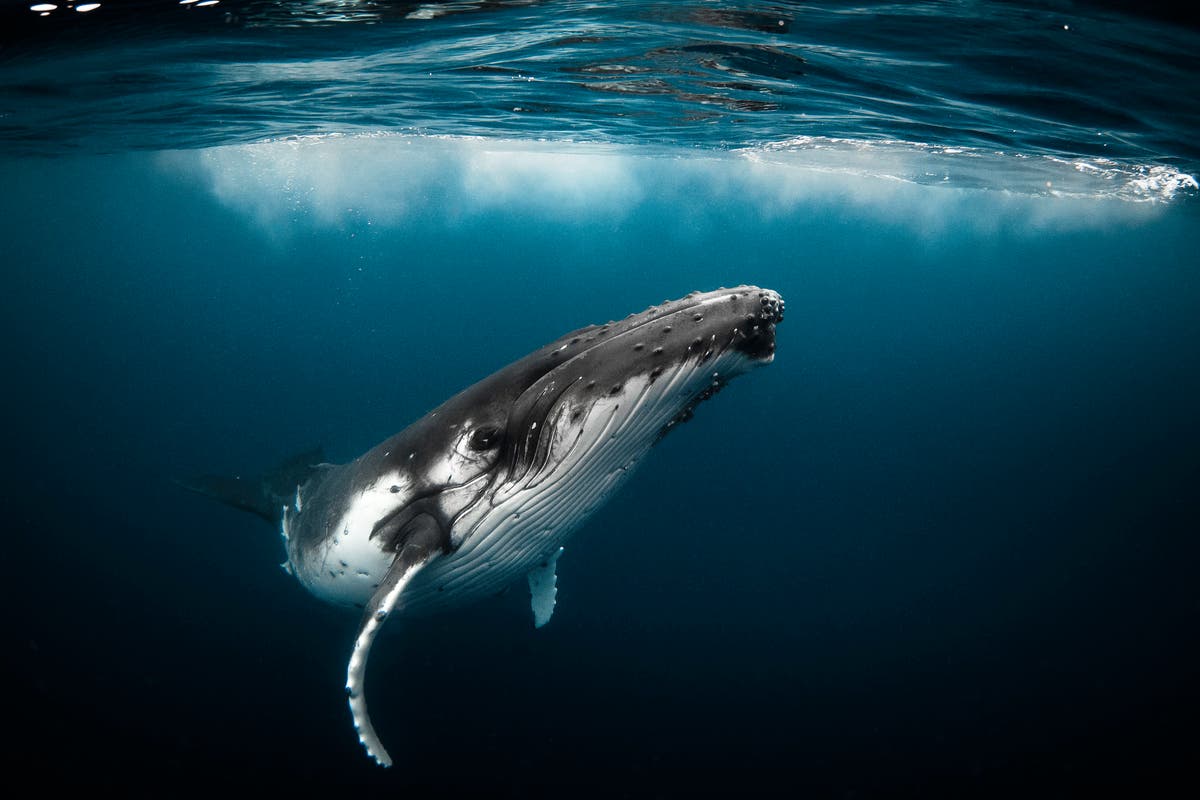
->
[345,515,445,768]
[527,547,564,628]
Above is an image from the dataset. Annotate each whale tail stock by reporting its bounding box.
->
[174,446,328,525]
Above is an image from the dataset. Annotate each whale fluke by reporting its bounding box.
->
[175,446,328,524]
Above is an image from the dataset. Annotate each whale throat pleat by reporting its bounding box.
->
[402,351,742,614]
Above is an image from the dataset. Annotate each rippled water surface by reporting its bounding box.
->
[3,0,1198,199]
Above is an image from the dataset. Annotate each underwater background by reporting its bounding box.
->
[2,1,1197,795]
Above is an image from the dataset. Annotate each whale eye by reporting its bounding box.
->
[469,426,503,452]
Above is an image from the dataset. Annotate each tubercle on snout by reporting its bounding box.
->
[569,287,782,357]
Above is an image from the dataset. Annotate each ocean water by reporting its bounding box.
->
[3,0,1198,795]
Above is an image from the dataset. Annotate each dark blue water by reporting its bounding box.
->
[3,1,1198,795]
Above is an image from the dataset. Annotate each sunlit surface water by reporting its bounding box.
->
[2,1,1197,795]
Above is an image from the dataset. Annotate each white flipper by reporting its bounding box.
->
[345,551,435,768]
[527,547,563,628]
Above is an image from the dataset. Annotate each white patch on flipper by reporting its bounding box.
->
[527,546,563,628]
[345,557,432,768]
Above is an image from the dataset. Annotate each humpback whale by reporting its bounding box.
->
[183,285,784,766]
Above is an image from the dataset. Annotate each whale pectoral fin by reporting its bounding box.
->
[527,546,564,629]
[346,520,444,768]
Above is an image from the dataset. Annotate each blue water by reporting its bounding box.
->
[3,1,1198,795]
